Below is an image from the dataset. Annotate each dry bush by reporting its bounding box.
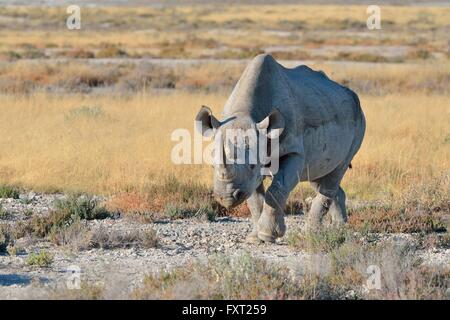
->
[117,64,177,92]
[0,60,448,95]
[133,253,307,299]
[49,219,158,250]
[348,175,449,234]
[287,228,449,299]
[7,195,111,242]
[105,192,155,222]
[0,224,12,253]
[96,46,128,59]
[287,227,352,253]
[47,283,104,300]
[132,246,449,300]
[59,49,95,59]
[271,50,313,61]
[86,226,158,250]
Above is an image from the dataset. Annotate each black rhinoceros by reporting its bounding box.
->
[196,54,366,243]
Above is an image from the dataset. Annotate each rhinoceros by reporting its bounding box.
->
[195,54,365,243]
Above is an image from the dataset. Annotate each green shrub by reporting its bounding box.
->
[0,185,20,199]
[54,194,110,221]
[27,251,53,267]
[21,194,110,239]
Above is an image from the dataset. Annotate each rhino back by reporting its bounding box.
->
[222,54,365,172]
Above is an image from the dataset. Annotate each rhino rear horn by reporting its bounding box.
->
[256,108,285,139]
[195,105,221,137]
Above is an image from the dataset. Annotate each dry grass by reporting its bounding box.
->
[0,5,448,61]
[0,91,448,203]
[0,60,447,95]
[131,248,449,300]
[348,175,449,234]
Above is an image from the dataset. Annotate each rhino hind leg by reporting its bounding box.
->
[329,186,347,227]
[307,192,332,230]
[308,163,350,230]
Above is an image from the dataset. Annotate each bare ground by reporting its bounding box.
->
[0,193,448,299]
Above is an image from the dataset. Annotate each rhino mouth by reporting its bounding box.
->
[214,190,248,209]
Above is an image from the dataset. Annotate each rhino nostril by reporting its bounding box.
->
[233,190,244,200]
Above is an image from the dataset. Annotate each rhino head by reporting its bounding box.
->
[195,106,284,209]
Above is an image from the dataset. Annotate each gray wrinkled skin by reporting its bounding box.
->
[196,54,366,243]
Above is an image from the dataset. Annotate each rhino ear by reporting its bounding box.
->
[256,108,285,139]
[195,106,221,137]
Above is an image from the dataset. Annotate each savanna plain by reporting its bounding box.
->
[0,1,449,299]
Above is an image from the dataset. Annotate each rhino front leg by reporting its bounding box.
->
[245,183,265,244]
[257,153,304,243]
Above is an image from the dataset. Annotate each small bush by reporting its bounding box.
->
[48,282,104,300]
[0,185,20,199]
[287,227,352,253]
[27,251,54,268]
[133,253,305,299]
[407,48,431,60]
[7,244,26,256]
[349,176,449,234]
[348,206,445,234]
[54,194,110,221]
[63,49,95,59]
[88,227,158,250]
[336,52,389,63]
[147,175,222,220]
[271,50,313,60]
[0,225,12,253]
[105,192,155,222]
[0,205,11,219]
[21,50,46,59]
[0,51,21,61]
[17,194,110,240]
[215,47,264,59]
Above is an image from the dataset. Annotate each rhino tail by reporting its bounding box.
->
[348,163,353,169]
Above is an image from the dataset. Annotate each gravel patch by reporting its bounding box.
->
[0,192,448,299]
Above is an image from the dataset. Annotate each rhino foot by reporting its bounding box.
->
[257,209,286,243]
[245,230,262,244]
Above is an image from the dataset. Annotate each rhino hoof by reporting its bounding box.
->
[245,234,261,244]
[257,232,276,243]
[245,232,262,244]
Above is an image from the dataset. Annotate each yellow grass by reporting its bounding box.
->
[0,91,448,200]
